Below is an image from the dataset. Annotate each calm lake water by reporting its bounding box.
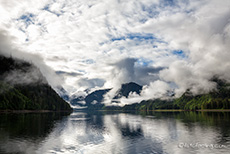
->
[0,111,230,154]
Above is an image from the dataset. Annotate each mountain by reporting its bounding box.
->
[69,76,230,111]
[122,78,230,111]
[70,96,85,107]
[113,82,142,99]
[70,82,143,110]
[56,86,70,102]
[172,79,230,110]
[85,89,111,105]
[0,55,72,111]
[75,77,230,111]
[69,89,111,109]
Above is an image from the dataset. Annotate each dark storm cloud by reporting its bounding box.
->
[112,57,165,86]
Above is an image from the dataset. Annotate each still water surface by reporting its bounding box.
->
[0,111,230,154]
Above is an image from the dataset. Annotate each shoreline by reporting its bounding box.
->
[141,109,230,112]
[88,109,230,112]
[196,109,230,112]
[0,110,73,113]
[1,109,230,113]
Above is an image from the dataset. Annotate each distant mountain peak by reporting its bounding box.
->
[115,82,142,98]
[70,82,143,108]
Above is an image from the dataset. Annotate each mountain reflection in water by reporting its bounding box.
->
[0,111,230,154]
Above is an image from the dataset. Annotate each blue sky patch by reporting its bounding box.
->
[18,13,35,27]
[172,50,187,58]
[111,33,156,42]
[20,13,34,22]
[42,4,62,17]
[135,58,153,67]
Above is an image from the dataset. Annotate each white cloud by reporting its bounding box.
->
[116,80,171,106]
[1,0,230,104]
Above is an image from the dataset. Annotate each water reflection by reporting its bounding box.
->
[0,112,70,154]
[0,111,230,154]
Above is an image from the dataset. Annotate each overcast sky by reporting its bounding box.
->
[1,0,230,105]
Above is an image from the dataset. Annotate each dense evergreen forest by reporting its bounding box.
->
[0,55,72,111]
[110,79,230,111]
[79,79,230,111]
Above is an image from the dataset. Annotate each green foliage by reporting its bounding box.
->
[0,55,72,111]
[116,79,230,111]
[80,80,230,111]
[132,81,230,111]
[0,55,31,76]
[122,99,174,111]
[0,80,72,111]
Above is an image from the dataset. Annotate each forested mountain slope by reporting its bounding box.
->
[0,55,72,111]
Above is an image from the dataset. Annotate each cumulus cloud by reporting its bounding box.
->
[0,29,62,88]
[102,58,164,105]
[0,0,172,92]
[142,0,230,97]
[1,0,230,105]
[159,60,217,96]
[115,80,171,106]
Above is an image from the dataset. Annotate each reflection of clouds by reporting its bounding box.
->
[1,112,230,154]
[114,114,227,154]
[37,112,105,154]
[33,112,124,154]
[107,114,164,154]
